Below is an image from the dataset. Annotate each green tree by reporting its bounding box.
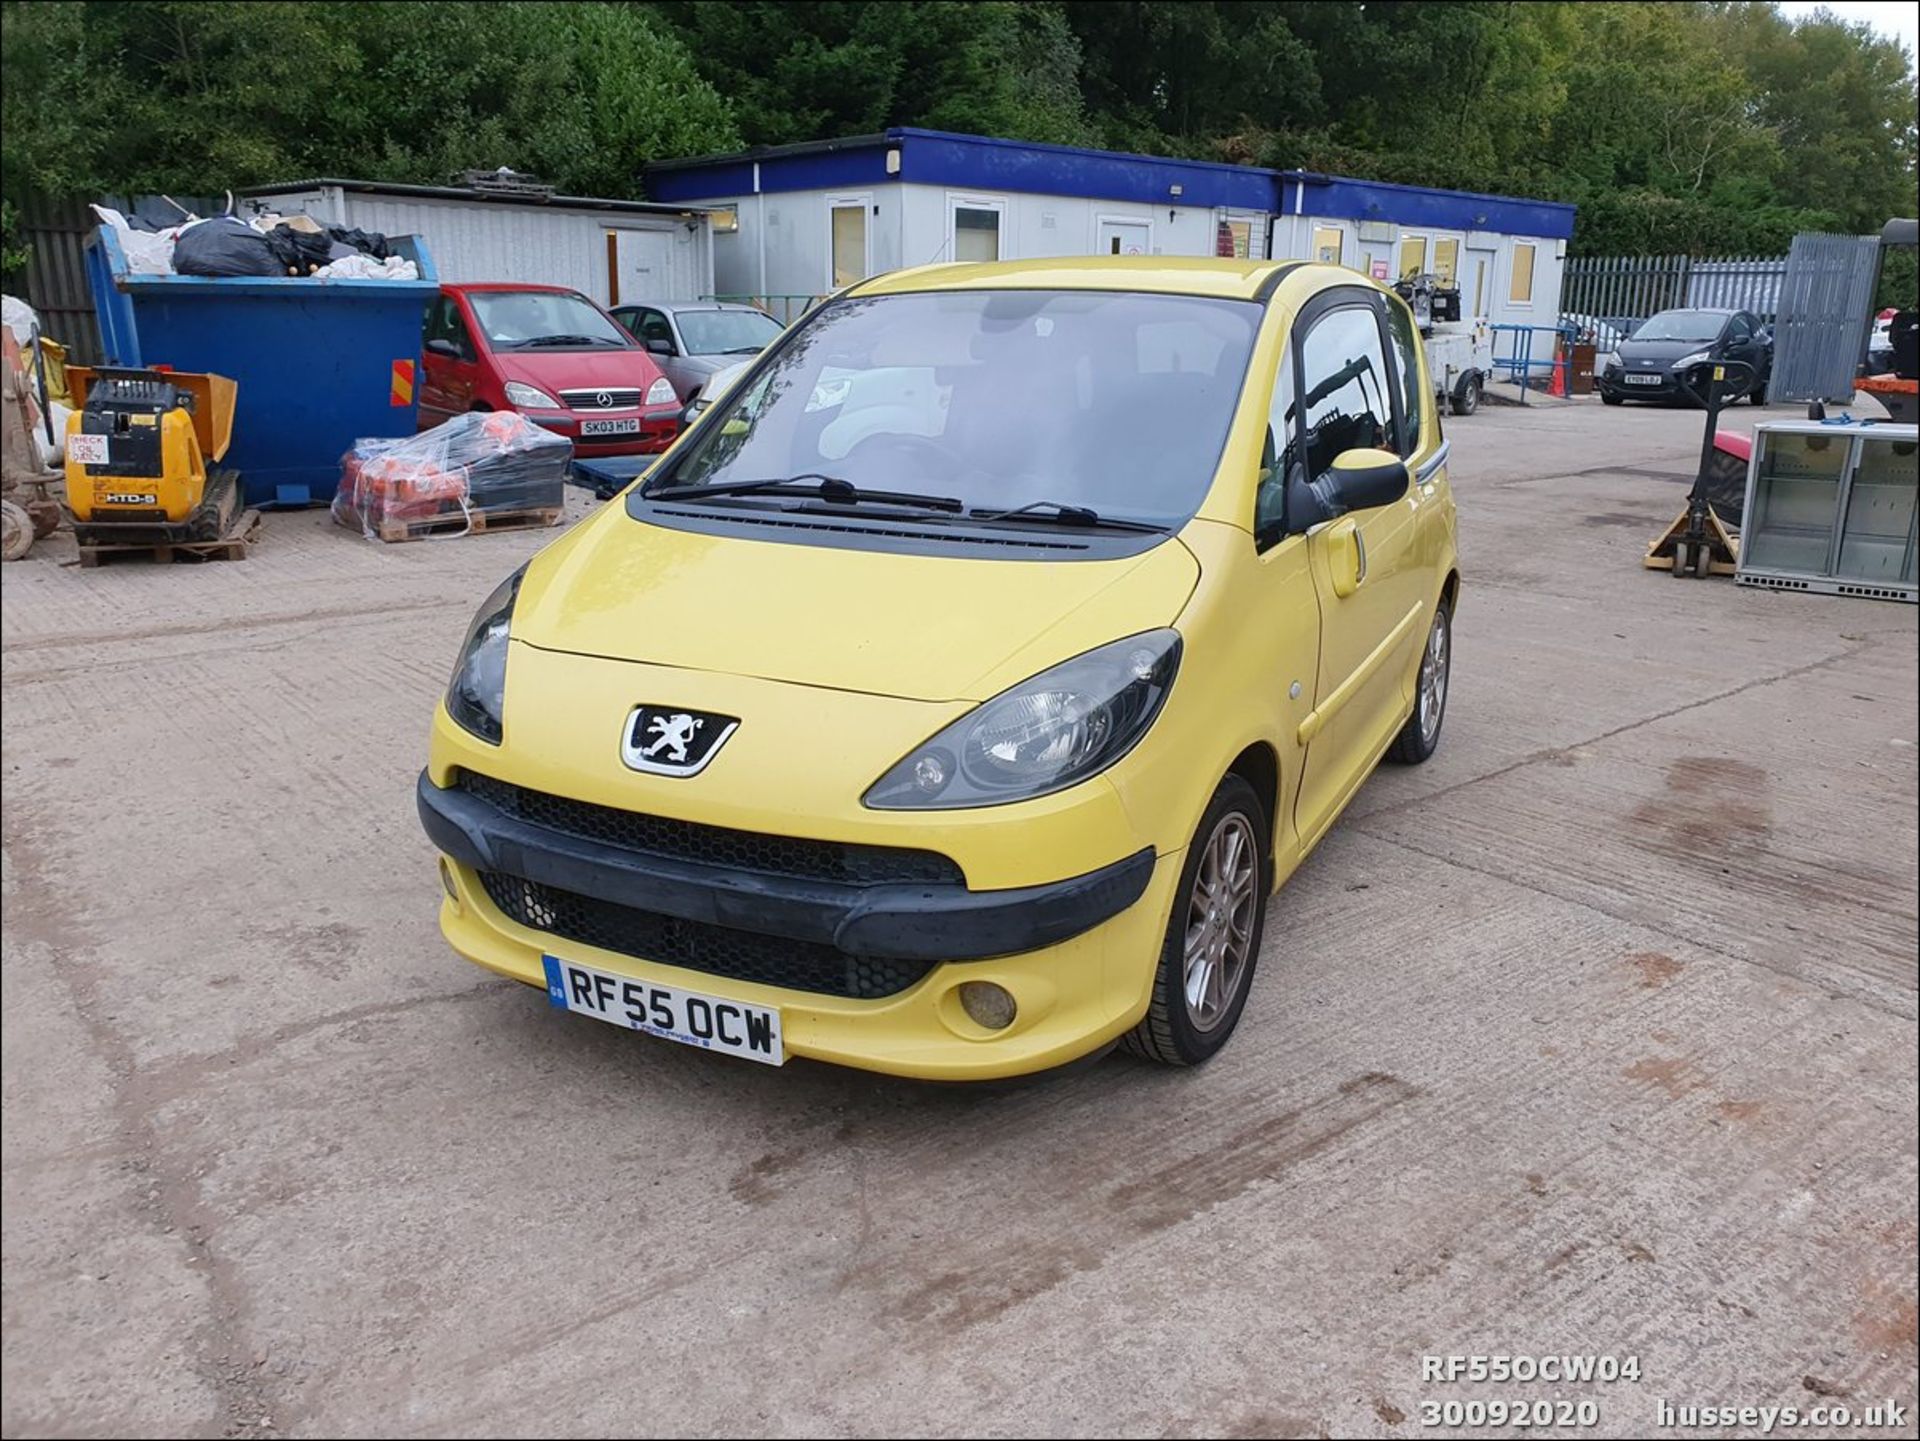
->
[647,1,1093,148]
[0,0,738,203]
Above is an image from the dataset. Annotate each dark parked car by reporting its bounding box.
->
[1598,307,1772,406]
[609,300,786,403]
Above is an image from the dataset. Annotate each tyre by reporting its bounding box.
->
[1122,775,1270,1067]
[0,500,31,562]
[1388,600,1451,764]
[1449,373,1481,416]
[1601,390,1624,406]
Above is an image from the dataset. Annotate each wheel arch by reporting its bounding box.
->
[1224,740,1280,863]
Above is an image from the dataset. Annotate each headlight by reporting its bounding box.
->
[446,569,523,744]
[503,381,559,409]
[646,377,677,405]
[1671,350,1711,370]
[864,630,1181,810]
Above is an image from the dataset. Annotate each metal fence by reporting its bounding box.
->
[1559,252,1789,344]
[14,196,103,364]
[1770,232,1881,404]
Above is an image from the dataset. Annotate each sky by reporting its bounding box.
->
[1774,0,1919,70]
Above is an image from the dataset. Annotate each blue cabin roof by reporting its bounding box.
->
[646,128,1575,241]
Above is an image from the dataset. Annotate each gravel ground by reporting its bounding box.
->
[3,396,1915,1439]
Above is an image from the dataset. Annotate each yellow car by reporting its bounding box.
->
[418,258,1458,1080]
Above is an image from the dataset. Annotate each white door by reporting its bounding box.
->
[826,194,871,290]
[612,228,675,304]
[1097,217,1151,257]
[1466,245,1498,319]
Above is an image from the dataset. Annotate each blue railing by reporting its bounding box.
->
[1489,323,1576,395]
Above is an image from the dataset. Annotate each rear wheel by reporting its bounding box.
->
[1450,373,1481,416]
[1122,776,1269,1067]
[1389,601,1452,763]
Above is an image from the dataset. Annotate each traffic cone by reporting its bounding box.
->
[1548,342,1567,397]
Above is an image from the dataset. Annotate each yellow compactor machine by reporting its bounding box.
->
[64,366,238,547]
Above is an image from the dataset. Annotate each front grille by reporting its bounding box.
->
[558,387,643,411]
[457,771,964,886]
[477,871,933,999]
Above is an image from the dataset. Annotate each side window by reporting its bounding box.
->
[1298,306,1394,481]
[1383,299,1426,458]
[638,309,675,350]
[444,301,474,358]
[425,296,472,359]
[1256,346,1298,549]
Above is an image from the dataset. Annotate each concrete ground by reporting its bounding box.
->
[3,396,1915,1440]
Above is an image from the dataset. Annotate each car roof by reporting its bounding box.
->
[612,300,771,314]
[854,256,1314,302]
[446,282,581,295]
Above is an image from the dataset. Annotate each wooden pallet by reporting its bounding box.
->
[75,509,262,568]
[344,503,564,544]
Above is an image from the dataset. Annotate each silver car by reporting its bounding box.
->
[609,300,785,403]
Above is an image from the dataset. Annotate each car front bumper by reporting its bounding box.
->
[420,673,1189,1079]
[418,770,1155,964]
[1599,370,1688,400]
[520,405,683,456]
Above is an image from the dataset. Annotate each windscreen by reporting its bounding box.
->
[678,309,785,355]
[1632,311,1725,343]
[654,289,1261,527]
[467,291,631,349]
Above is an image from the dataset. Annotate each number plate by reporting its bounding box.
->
[541,955,784,1065]
[68,433,110,465]
[579,417,642,437]
[1623,373,1663,386]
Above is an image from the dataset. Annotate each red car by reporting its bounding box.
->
[418,283,682,457]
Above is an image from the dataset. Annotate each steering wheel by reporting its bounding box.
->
[844,432,960,483]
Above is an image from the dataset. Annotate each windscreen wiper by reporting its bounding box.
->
[521,334,616,348]
[645,473,964,512]
[969,500,1169,533]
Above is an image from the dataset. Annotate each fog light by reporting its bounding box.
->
[439,859,458,900]
[958,981,1017,1031]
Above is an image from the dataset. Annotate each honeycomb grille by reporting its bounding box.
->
[476,871,933,1000]
[458,771,967,886]
[458,771,962,886]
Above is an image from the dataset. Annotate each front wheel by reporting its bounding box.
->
[1601,390,1624,406]
[1389,601,1452,764]
[1450,372,1481,416]
[1122,776,1270,1067]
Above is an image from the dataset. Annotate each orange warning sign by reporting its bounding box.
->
[391,358,416,407]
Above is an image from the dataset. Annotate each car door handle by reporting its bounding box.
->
[1352,527,1367,586]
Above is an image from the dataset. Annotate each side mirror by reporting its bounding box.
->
[1284,447,1410,535]
[645,337,674,356]
[424,337,460,358]
[1326,447,1410,510]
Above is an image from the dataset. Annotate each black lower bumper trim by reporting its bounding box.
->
[417,771,1155,963]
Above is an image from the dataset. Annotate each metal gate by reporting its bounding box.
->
[1769,232,1881,404]
[1560,252,1787,340]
